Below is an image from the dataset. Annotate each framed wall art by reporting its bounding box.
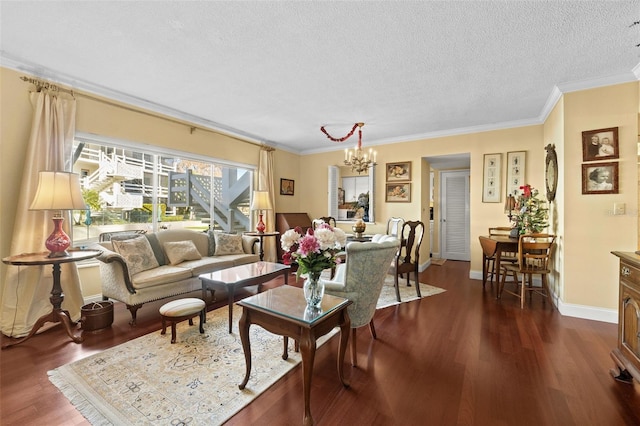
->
[506,151,526,197]
[582,127,619,162]
[386,161,411,182]
[482,153,502,203]
[581,162,619,195]
[385,182,411,202]
[280,178,295,195]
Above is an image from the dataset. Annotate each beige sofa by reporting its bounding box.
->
[95,229,260,324]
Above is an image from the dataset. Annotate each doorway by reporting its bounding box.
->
[440,170,470,260]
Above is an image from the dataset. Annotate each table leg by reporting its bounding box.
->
[482,254,488,288]
[258,235,265,261]
[337,311,351,387]
[494,251,502,298]
[238,308,252,390]
[227,286,235,333]
[299,331,317,426]
[2,263,83,349]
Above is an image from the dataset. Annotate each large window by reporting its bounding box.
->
[71,136,254,246]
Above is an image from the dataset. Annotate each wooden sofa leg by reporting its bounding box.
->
[126,304,142,326]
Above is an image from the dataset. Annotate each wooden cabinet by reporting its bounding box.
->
[611,251,640,384]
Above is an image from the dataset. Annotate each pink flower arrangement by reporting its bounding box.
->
[280,224,347,279]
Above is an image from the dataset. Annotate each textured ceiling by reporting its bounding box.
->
[1,1,639,155]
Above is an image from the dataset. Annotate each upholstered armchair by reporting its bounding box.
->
[324,235,400,366]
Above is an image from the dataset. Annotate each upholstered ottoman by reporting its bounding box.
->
[159,298,206,343]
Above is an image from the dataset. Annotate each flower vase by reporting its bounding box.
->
[303,273,325,308]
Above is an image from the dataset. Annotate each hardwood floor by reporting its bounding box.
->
[1,260,639,425]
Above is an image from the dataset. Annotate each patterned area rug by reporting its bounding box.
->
[49,277,444,425]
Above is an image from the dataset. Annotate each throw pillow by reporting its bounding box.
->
[163,240,203,265]
[214,233,244,255]
[145,233,166,266]
[112,236,160,276]
[206,229,216,256]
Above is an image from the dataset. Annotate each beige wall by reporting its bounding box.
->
[2,66,638,319]
[561,83,638,310]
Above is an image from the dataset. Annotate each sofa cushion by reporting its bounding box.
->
[131,265,193,289]
[176,257,236,276]
[112,236,159,276]
[163,240,202,265]
[214,233,244,255]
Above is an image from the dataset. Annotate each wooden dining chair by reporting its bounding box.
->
[485,227,518,285]
[498,233,556,309]
[389,220,424,302]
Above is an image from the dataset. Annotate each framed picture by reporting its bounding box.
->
[582,162,619,194]
[386,161,411,182]
[482,153,502,203]
[280,178,295,195]
[506,151,526,197]
[582,127,619,161]
[385,183,411,202]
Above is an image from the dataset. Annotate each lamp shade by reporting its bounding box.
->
[250,190,273,211]
[30,171,87,211]
[504,194,516,213]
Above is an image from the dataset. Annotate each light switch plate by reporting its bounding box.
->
[614,202,625,215]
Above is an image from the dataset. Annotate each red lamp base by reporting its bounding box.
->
[45,217,71,258]
[256,213,266,233]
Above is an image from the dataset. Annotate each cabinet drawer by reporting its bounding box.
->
[620,260,640,286]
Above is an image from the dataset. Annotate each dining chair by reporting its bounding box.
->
[388,220,424,302]
[324,235,400,366]
[386,217,405,238]
[312,216,337,229]
[485,226,518,285]
[498,233,556,309]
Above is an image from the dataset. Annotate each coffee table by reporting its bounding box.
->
[199,262,290,333]
[237,285,352,426]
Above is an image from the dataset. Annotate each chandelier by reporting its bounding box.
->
[320,122,377,174]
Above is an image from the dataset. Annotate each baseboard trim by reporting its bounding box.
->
[469,269,618,324]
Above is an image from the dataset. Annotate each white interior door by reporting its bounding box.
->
[440,170,470,261]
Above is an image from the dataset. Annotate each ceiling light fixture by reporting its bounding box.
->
[321,122,377,174]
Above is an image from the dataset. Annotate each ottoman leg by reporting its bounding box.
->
[170,322,177,344]
[161,317,167,335]
[199,309,205,334]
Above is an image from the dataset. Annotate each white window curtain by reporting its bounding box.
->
[0,91,82,338]
[258,148,276,262]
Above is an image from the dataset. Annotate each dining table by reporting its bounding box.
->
[478,234,518,289]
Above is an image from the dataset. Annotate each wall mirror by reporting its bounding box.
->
[328,165,375,223]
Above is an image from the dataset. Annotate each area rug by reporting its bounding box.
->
[49,278,444,425]
[377,274,446,309]
[431,258,447,266]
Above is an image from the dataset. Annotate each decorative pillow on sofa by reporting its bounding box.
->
[214,233,244,255]
[112,235,160,276]
[163,240,203,265]
[206,229,216,256]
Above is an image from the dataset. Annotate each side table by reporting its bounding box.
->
[2,249,102,349]
[237,286,352,426]
[244,231,279,261]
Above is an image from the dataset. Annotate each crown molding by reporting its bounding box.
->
[0,52,292,153]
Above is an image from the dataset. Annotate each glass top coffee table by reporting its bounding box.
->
[199,261,290,333]
[237,285,352,426]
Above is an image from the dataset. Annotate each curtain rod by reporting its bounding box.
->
[19,75,275,151]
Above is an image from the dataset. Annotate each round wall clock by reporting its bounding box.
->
[545,144,558,202]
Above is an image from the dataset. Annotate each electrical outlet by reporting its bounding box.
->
[614,203,625,215]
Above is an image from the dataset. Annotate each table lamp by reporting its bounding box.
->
[250,190,272,233]
[29,171,87,257]
[504,194,516,222]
